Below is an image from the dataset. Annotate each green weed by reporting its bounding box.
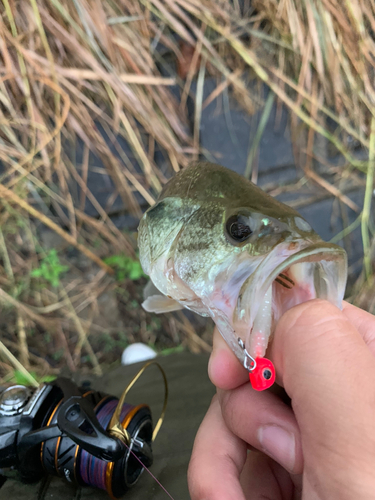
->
[31,249,69,287]
[159,345,185,356]
[9,370,56,385]
[103,254,146,281]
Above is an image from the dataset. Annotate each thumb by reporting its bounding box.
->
[271,299,375,497]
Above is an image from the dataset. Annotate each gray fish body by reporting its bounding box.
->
[138,162,347,364]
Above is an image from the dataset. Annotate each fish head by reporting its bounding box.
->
[138,163,347,364]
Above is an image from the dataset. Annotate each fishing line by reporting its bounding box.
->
[121,437,176,500]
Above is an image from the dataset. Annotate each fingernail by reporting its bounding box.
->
[258,425,296,472]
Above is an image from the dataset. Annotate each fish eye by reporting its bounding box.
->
[226,214,253,243]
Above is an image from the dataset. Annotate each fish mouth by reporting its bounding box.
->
[233,242,348,359]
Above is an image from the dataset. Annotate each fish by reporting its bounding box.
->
[137,162,347,369]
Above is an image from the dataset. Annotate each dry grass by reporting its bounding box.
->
[0,0,373,381]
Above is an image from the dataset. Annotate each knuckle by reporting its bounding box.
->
[276,299,344,347]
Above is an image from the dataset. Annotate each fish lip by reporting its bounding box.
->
[259,241,347,304]
[235,241,348,349]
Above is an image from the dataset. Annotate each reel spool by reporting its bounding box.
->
[40,362,167,498]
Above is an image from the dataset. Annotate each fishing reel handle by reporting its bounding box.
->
[58,396,126,462]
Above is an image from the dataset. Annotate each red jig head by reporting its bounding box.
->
[249,357,275,391]
[238,338,276,391]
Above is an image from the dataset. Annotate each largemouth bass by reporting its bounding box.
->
[138,162,347,373]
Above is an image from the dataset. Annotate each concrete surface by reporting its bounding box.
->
[0,353,214,500]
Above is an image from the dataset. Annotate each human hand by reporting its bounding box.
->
[188,299,375,500]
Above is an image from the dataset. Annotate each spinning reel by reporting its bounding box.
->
[0,362,167,498]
